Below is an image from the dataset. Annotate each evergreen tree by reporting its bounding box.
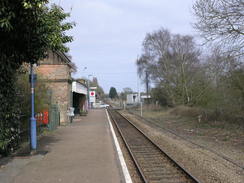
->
[109,87,118,99]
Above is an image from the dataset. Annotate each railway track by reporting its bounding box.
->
[127,110,244,170]
[108,108,200,183]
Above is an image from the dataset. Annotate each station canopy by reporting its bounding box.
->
[72,81,87,95]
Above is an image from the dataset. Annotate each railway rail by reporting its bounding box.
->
[108,108,201,183]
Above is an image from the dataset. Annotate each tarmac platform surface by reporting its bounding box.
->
[0,109,124,183]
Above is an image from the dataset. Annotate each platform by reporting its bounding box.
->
[0,109,125,183]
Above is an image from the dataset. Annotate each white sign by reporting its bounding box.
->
[89,91,96,103]
[90,87,97,90]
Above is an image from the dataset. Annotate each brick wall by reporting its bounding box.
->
[46,81,71,124]
[36,51,73,125]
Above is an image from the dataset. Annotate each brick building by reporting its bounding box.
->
[36,51,74,125]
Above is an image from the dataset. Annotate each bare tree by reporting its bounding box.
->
[137,28,202,105]
[123,87,133,93]
[137,29,173,102]
[193,0,244,56]
[120,87,133,101]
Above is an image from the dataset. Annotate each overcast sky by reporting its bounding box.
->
[53,0,197,93]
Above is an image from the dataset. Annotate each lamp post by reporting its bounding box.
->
[30,63,37,152]
[87,74,92,109]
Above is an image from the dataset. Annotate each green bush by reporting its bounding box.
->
[17,66,51,132]
[0,60,21,155]
[0,65,51,155]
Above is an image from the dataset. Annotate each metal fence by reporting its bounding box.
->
[18,104,60,146]
[48,104,60,131]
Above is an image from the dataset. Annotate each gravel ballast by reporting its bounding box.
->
[120,111,244,183]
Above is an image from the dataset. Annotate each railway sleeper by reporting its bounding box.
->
[129,145,152,149]
[142,168,180,174]
[147,175,191,183]
[134,153,162,157]
[139,162,166,167]
[136,157,168,162]
[131,150,161,154]
[130,147,158,151]
[141,166,177,172]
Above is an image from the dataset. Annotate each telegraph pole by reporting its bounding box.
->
[145,71,149,104]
